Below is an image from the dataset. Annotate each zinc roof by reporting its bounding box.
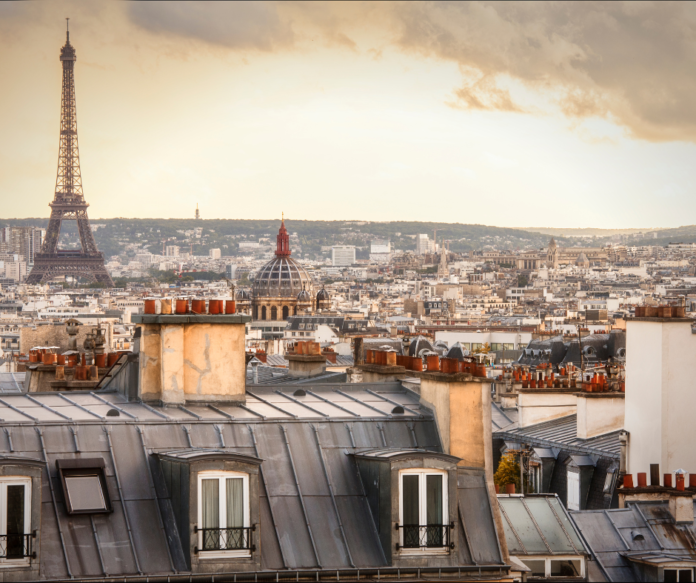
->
[494,414,621,458]
[571,501,696,581]
[1,382,502,580]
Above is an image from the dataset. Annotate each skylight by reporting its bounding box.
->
[56,459,112,515]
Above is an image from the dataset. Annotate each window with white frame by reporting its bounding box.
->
[0,477,32,563]
[197,471,251,557]
[398,469,449,553]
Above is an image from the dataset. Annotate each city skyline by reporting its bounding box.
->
[2,2,696,228]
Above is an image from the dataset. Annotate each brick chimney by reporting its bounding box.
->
[133,309,251,404]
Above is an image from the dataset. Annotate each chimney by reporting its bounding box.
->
[418,368,510,561]
[576,392,625,439]
[286,341,326,378]
[625,313,696,474]
[133,302,250,404]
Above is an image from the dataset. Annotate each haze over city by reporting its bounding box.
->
[2,1,696,228]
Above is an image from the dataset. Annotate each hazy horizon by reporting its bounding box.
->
[3,2,696,228]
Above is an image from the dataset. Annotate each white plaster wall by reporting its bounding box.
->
[625,320,696,474]
[517,392,576,427]
[576,396,624,439]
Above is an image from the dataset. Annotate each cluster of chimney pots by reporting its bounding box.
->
[27,347,127,381]
[634,305,686,318]
[366,350,489,377]
[623,468,696,491]
[506,363,625,392]
[143,298,236,315]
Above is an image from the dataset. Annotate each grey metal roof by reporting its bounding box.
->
[0,383,508,580]
[246,365,348,385]
[491,401,518,431]
[571,501,696,581]
[498,494,587,556]
[0,372,24,394]
[494,414,621,458]
[264,354,354,369]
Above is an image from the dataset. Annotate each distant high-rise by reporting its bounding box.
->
[332,245,355,267]
[27,22,113,286]
[195,204,200,220]
[1,227,45,266]
[416,234,435,255]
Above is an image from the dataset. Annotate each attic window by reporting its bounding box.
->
[56,459,112,515]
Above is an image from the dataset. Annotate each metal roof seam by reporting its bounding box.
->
[275,391,329,418]
[247,424,288,570]
[0,397,39,422]
[247,391,298,419]
[333,390,391,418]
[305,390,360,418]
[279,425,322,568]
[135,426,178,573]
[89,514,107,576]
[103,426,142,575]
[544,496,581,554]
[89,392,139,420]
[603,510,631,551]
[363,389,421,417]
[311,425,355,568]
[519,497,553,554]
[497,500,526,554]
[36,427,73,578]
[58,393,104,420]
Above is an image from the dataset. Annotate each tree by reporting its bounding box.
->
[494,454,520,491]
[473,342,491,354]
[517,274,528,288]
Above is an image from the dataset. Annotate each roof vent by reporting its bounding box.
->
[392,406,405,415]
[631,530,645,541]
[293,389,307,397]
[106,409,120,417]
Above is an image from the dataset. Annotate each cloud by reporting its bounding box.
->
[123,1,696,143]
[388,2,696,142]
[127,1,294,51]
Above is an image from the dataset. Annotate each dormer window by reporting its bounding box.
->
[398,469,450,553]
[197,471,252,557]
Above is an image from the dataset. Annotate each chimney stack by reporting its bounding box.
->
[625,314,696,475]
[133,303,251,404]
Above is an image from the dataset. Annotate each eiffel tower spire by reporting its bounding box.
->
[27,23,113,286]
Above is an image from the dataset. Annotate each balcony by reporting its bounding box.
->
[0,532,35,560]
[195,526,255,553]
[395,523,454,551]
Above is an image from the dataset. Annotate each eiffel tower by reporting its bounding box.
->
[27,22,113,286]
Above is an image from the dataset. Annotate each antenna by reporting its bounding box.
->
[66,18,70,41]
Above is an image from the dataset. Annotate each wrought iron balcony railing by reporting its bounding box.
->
[194,526,255,553]
[0,532,35,560]
[395,523,454,551]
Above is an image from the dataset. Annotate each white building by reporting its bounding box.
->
[209,248,221,260]
[416,234,436,255]
[331,246,356,267]
[165,245,180,257]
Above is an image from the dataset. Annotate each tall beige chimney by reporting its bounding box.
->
[133,312,251,404]
[419,370,510,561]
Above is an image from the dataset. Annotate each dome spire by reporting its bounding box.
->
[276,216,291,257]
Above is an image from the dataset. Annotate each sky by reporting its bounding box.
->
[2,1,696,228]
